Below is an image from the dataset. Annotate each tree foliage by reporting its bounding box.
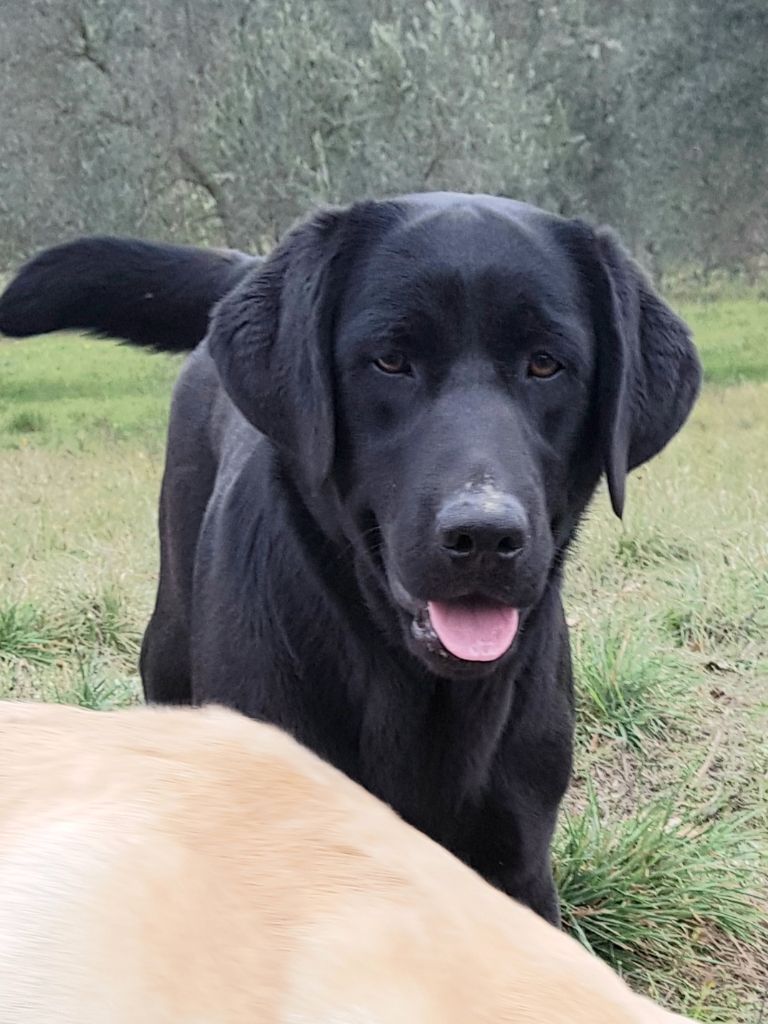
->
[0,0,764,275]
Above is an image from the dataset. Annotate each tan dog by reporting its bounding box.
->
[0,701,692,1024]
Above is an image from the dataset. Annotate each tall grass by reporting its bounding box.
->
[557,786,763,1019]
[557,786,760,968]
[0,602,62,665]
[573,621,691,750]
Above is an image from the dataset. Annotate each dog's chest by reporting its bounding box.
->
[356,670,514,840]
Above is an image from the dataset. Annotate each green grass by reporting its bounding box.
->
[0,602,62,665]
[556,786,762,1021]
[679,297,768,386]
[49,656,141,710]
[6,409,47,434]
[0,334,181,452]
[62,586,142,656]
[573,620,691,750]
[0,299,766,1020]
[0,587,140,664]
[662,569,768,656]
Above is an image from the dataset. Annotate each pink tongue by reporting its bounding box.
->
[427,601,520,662]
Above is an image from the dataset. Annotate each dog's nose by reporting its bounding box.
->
[436,493,528,561]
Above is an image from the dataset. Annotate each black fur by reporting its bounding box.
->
[0,236,259,350]
[0,193,701,925]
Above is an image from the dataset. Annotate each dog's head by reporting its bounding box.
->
[208,193,701,679]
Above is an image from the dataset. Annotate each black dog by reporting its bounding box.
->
[0,193,701,923]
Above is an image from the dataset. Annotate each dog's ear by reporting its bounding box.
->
[207,209,345,492]
[585,227,702,518]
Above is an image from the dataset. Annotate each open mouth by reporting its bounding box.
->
[384,559,521,669]
[410,596,520,664]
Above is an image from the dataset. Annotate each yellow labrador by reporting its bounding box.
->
[0,701,692,1024]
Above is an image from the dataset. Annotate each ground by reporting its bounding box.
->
[0,291,766,1021]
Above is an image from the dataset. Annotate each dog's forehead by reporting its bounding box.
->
[394,195,570,270]
[339,197,585,328]
[397,190,544,221]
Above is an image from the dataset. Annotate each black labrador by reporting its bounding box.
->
[0,193,701,923]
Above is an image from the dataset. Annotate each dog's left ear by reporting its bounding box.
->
[585,226,702,518]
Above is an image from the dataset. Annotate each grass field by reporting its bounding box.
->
[1,295,766,1020]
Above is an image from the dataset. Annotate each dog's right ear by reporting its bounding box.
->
[207,210,345,493]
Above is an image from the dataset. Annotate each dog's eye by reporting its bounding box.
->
[374,352,411,375]
[527,352,562,379]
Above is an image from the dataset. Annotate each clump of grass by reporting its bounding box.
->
[664,607,736,651]
[616,532,693,570]
[556,786,761,1003]
[662,580,768,654]
[0,602,62,665]
[0,591,141,669]
[6,410,47,434]
[59,586,141,657]
[49,658,141,710]
[573,621,690,749]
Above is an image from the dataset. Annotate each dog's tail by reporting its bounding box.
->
[0,237,260,352]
